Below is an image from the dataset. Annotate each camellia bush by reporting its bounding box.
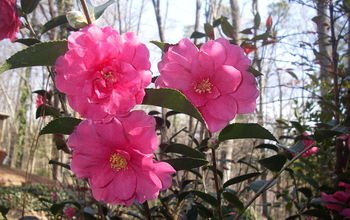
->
[0,0,349,219]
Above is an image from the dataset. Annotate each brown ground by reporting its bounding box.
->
[0,165,55,186]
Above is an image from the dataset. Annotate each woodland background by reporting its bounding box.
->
[0,0,348,219]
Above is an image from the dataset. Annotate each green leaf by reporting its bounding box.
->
[297,187,313,198]
[250,180,276,193]
[204,23,214,39]
[301,209,331,220]
[290,121,305,133]
[0,205,9,219]
[255,144,279,152]
[286,141,305,154]
[222,191,244,211]
[258,154,287,172]
[39,117,82,136]
[150,40,167,51]
[21,0,40,14]
[142,88,203,122]
[344,0,350,11]
[254,12,261,28]
[190,31,206,39]
[36,104,60,119]
[212,17,222,27]
[0,41,68,74]
[240,28,253,34]
[15,38,41,46]
[314,129,345,141]
[189,190,219,207]
[221,17,234,39]
[162,143,205,159]
[163,158,208,171]
[41,15,68,34]
[252,32,269,41]
[223,172,261,188]
[247,66,263,77]
[219,123,278,142]
[50,203,65,215]
[94,0,116,18]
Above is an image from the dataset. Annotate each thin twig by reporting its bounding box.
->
[80,0,92,25]
[143,201,152,220]
[211,147,223,220]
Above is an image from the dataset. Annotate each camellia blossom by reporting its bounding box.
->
[156,38,259,132]
[63,207,75,219]
[299,132,319,157]
[67,110,175,206]
[321,182,350,217]
[0,0,21,41]
[55,25,152,120]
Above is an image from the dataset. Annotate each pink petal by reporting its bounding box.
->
[212,65,242,94]
[153,162,175,190]
[200,40,227,68]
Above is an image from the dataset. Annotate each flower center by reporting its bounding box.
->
[194,78,212,94]
[109,153,128,171]
[101,71,117,84]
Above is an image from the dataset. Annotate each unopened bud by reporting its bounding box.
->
[66,11,88,29]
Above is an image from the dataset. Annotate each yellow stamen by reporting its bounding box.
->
[109,153,127,171]
[194,78,212,94]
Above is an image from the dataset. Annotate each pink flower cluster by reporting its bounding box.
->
[0,0,21,41]
[55,25,175,206]
[321,182,350,217]
[156,38,258,132]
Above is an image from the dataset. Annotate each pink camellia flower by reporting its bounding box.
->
[156,38,259,132]
[67,110,175,206]
[0,0,21,41]
[321,182,350,217]
[55,25,152,120]
[299,132,319,157]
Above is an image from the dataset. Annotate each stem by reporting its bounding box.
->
[233,145,316,220]
[211,148,223,220]
[143,201,152,220]
[80,0,92,25]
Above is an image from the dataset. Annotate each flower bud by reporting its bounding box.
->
[66,11,88,29]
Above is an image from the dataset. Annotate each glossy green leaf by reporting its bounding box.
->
[204,23,214,39]
[250,180,276,193]
[162,143,205,159]
[221,17,234,38]
[163,158,208,171]
[190,190,219,207]
[190,31,206,39]
[219,123,278,142]
[39,117,82,136]
[40,15,68,34]
[223,172,261,188]
[222,191,244,211]
[142,88,203,122]
[314,129,345,141]
[21,0,40,14]
[0,41,68,74]
[94,0,116,18]
[255,144,279,152]
[301,209,331,220]
[15,38,41,46]
[36,104,60,119]
[258,154,287,172]
[297,187,313,198]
